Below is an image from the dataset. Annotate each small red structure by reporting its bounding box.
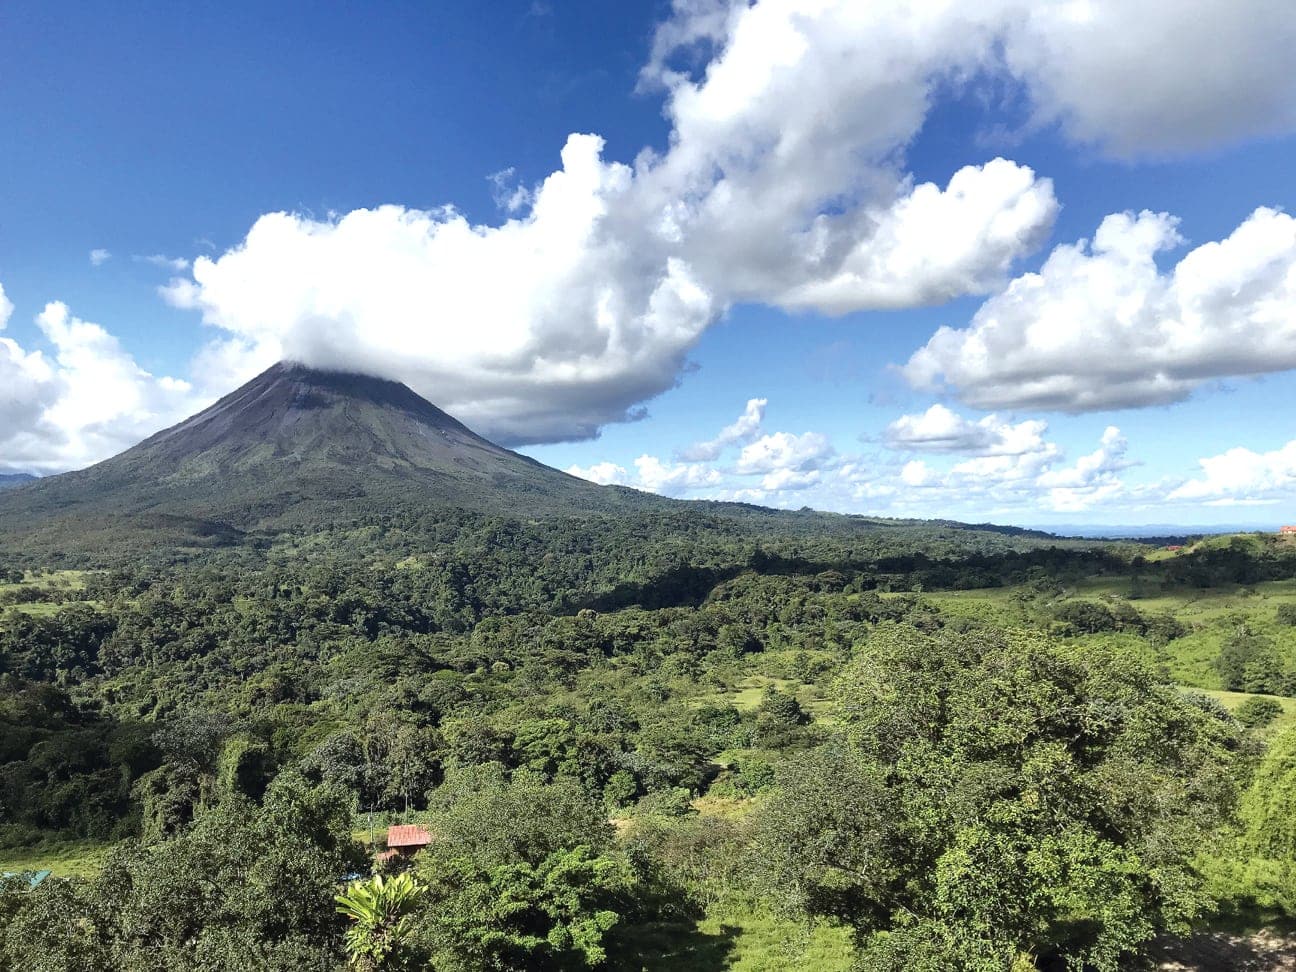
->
[1281,525,1296,535]
[381,824,432,862]
[1166,545,1183,551]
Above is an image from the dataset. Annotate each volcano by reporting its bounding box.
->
[0,363,659,556]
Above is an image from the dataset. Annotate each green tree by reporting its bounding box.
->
[758,623,1244,970]
[1208,727,1296,916]
[413,768,635,970]
[0,774,366,970]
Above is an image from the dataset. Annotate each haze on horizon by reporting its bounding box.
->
[2,0,1295,529]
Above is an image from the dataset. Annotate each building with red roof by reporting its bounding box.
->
[381,824,432,862]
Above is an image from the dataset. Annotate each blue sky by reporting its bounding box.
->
[2,0,1296,527]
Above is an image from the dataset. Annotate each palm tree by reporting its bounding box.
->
[335,872,427,970]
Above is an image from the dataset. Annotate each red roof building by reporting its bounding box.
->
[386,824,432,848]
[381,824,432,865]
[1281,525,1296,535]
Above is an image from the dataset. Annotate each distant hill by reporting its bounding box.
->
[0,473,36,490]
[0,362,667,556]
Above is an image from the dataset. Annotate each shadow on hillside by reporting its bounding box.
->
[607,919,739,971]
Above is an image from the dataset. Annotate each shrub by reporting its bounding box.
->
[1236,696,1284,729]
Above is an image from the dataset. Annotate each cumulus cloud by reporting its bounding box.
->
[633,454,724,496]
[564,460,629,486]
[677,397,766,461]
[1169,440,1296,505]
[89,249,111,267]
[562,398,1149,516]
[0,284,59,451]
[1002,0,1296,156]
[850,421,1133,514]
[1035,426,1132,511]
[159,0,1296,443]
[0,284,197,473]
[774,159,1057,313]
[159,0,1088,444]
[886,404,1050,456]
[735,431,835,476]
[162,136,721,444]
[904,207,1296,412]
[568,400,835,499]
[565,453,721,497]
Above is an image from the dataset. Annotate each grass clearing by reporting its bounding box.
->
[1190,689,1296,736]
[922,576,1296,692]
[0,838,117,878]
[612,903,853,971]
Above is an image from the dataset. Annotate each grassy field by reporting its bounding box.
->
[1193,689,1296,735]
[0,838,118,878]
[0,568,98,615]
[922,577,1296,690]
[617,906,853,971]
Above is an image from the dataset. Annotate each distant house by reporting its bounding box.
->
[1166,545,1183,551]
[377,824,432,864]
[1281,525,1296,535]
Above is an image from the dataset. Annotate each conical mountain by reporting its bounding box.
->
[0,362,660,555]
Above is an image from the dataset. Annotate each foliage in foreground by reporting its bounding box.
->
[0,774,364,970]
[337,873,426,971]
[757,624,1248,970]
[3,526,1296,969]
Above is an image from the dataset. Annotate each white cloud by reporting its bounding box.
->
[0,284,197,473]
[677,397,767,461]
[89,249,111,267]
[1003,0,1296,156]
[759,468,820,492]
[900,460,937,488]
[158,0,1296,444]
[487,167,533,214]
[566,453,723,497]
[23,0,1286,468]
[735,431,835,476]
[159,0,1082,445]
[886,404,1050,456]
[774,159,1057,313]
[162,137,721,445]
[559,410,1152,517]
[565,460,629,486]
[632,454,722,497]
[137,254,191,272]
[841,422,1133,514]
[1035,426,1132,511]
[652,0,1296,160]
[0,284,59,453]
[904,207,1296,412]
[1169,440,1296,504]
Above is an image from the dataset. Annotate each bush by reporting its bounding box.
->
[1236,696,1284,729]
[1277,604,1296,627]
[635,787,695,819]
